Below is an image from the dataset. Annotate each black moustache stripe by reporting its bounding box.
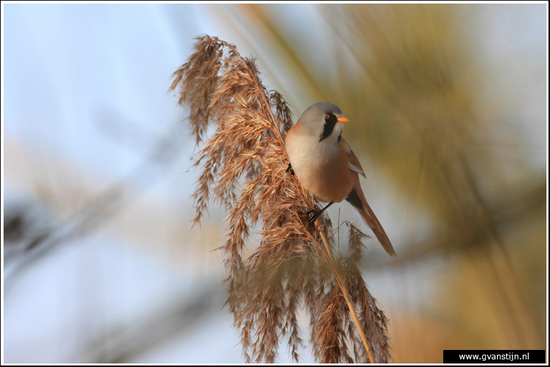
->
[319,114,338,142]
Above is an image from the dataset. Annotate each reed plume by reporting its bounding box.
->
[170,35,390,363]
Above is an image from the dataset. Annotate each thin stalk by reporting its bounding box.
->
[317,225,376,363]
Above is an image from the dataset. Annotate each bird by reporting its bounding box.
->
[285,102,396,256]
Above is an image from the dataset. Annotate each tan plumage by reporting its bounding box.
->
[285,102,396,256]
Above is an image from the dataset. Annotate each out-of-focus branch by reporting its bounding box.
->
[4,120,186,291]
[80,282,225,363]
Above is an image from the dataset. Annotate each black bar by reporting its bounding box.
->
[443,350,546,363]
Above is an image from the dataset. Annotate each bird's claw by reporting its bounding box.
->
[306,209,320,223]
[286,163,295,176]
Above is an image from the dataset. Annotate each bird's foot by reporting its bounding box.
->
[305,202,333,223]
[306,209,321,223]
[286,162,295,176]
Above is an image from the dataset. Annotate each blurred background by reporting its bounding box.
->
[2,3,547,363]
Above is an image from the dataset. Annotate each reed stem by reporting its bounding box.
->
[317,226,376,363]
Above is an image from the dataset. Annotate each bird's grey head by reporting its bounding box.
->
[299,102,347,143]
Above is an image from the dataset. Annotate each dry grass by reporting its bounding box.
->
[170,35,390,363]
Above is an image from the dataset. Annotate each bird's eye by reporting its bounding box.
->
[324,113,330,120]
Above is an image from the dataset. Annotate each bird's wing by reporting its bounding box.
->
[342,139,367,178]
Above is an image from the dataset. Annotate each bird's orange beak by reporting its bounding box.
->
[337,116,349,123]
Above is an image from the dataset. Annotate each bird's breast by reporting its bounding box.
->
[285,131,355,203]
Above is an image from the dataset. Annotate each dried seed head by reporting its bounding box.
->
[170,35,391,363]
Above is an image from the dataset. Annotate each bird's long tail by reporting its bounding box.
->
[359,201,396,256]
[347,184,396,256]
